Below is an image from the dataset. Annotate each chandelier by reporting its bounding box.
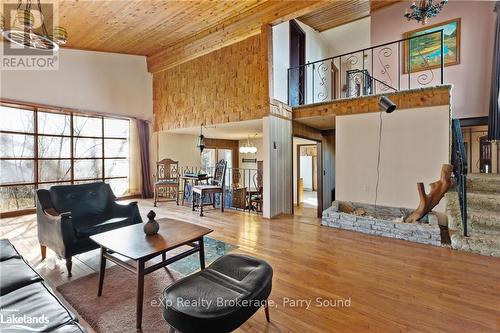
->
[1,0,67,50]
[239,135,258,154]
[404,0,448,24]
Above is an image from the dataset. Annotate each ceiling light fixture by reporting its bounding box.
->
[197,124,206,154]
[404,0,448,25]
[239,134,258,154]
[1,0,67,50]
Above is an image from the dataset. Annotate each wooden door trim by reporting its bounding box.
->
[295,143,321,217]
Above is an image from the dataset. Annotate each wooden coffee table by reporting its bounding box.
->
[90,218,213,329]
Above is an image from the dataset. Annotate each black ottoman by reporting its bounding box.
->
[163,254,273,333]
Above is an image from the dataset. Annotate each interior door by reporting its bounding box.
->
[316,141,323,218]
[289,20,305,106]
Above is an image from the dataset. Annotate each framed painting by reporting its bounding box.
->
[403,18,461,73]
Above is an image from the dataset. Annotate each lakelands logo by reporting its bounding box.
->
[0,310,50,331]
[1,1,60,70]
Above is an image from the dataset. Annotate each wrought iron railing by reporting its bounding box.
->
[451,119,468,236]
[178,165,262,210]
[287,30,445,106]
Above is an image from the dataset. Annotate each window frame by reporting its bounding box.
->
[0,100,130,212]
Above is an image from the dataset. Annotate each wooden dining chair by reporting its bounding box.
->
[249,172,263,214]
[192,160,227,216]
[153,158,180,207]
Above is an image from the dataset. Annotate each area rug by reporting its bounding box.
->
[57,265,181,333]
[57,237,237,333]
[168,237,237,275]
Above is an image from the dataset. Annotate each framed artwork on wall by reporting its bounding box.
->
[403,18,461,73]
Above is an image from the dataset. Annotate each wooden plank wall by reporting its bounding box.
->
[153,34,269,132]
[292,121,323,141]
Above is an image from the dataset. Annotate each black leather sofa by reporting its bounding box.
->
[0,239,86,332]
[36,182,142,276]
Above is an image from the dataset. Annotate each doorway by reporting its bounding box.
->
[293,137,322,219]
[289,20,306,106]
[201,148,233,185]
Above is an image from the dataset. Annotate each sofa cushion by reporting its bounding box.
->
[208,254,272,292]
[0,258,42,296]
[50,182,110,218]
[73,216,132,238]
[0,239,21,262]
[0,282,76,332]
[163,254,273,333]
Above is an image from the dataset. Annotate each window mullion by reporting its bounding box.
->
[70,113,75,184]
[101,117,105,182]
[34,108,38,190]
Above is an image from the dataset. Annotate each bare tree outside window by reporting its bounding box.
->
[0,103,130,213]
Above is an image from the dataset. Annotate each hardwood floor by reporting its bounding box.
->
[2,199,500,332]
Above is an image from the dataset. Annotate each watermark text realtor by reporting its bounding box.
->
[2,55,58,69]
[1,1,61,70]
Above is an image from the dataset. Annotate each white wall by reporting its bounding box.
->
[272,18,372,105]
[371,1,496,119]
[296,21,332,104]
[296,21,331,63]
[272,20,332,104]
[0,48,153,120]
[238,138,264,170]
[336,105,450,212]
[321,17,371,56]
[300,156,313,189]
[153,132,201,167]
[272,22,290,103]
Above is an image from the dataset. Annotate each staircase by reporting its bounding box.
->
[446,173,500,257]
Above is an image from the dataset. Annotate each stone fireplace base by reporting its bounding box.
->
[322,201,442,246]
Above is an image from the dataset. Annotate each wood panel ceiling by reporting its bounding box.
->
[55,0,332,72]
[58,0,266,56]
[53,0,401,73]
[297,0,402,32]
[297,0,370,32]
[147,1,330,73]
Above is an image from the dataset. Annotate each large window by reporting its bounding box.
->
[0,102,130,212]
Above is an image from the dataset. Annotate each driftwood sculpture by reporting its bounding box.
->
[405,164,453,223]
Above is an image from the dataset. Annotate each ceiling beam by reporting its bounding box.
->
[147,1,330,74]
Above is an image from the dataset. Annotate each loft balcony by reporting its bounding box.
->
[287,30,446,107]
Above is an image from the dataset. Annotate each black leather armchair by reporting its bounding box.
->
[36,182,142,276]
